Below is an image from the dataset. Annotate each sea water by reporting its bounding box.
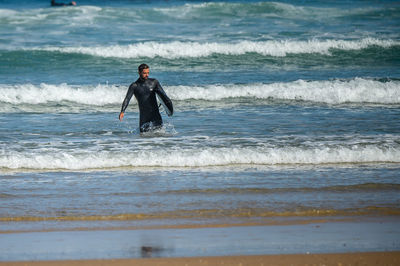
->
[0,0,400,232]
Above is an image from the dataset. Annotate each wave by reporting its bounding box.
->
[168,78,400,104]
[0,83,126,106]
[0,5,103,26]
[155,2,400,21]
[154,2,325,20]
[1,2,398,25]
[30,38,399,59]
[1,144,399,171]
[0,78,399,111]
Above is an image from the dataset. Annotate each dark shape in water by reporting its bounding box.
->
[51,0,76,6]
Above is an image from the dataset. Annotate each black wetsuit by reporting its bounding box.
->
[51,0,75,6]
[121,77,172,132]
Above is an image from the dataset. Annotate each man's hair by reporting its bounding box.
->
[138,64,149,73]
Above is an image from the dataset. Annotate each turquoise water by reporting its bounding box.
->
[0,0,400,230]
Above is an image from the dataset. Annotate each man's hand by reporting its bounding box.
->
[119,112,124,121]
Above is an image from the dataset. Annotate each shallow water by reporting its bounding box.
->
[2,220,400,260]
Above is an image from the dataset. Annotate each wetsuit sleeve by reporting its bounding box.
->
[154,80,173,116]
[154,80,172,106]
[121,83,136,113]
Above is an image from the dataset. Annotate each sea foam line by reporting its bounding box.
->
[0,83,126,106]
[168,78,400,104]
[0,78,399,106]
[0,2,395,24]
[1,145,399,171]
[32,38,399,59]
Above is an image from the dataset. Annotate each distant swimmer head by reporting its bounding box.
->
[51,0,77,6]
[138,64,150,80]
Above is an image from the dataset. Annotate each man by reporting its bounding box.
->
[51,0,76,6]
[119,64,173,133]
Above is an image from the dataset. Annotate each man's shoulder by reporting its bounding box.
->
[129,81,139,88]
[147,78,158,83]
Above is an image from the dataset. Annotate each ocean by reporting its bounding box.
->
[0,0,400,235]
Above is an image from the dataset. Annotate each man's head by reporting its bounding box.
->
[138,64,149,80]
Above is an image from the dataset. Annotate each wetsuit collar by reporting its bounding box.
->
[138,77,147,83]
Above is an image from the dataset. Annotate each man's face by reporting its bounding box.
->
[139,68,150,80]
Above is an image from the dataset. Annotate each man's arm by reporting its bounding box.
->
[154,80,173,115]
[119,83,135,121]
[154,80,173,116]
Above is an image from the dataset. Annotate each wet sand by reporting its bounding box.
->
[1,218,400,264]
[1,252,400,266]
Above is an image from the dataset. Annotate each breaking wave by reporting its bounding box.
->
[0,83,124,106]
[168,78,400,104]
[1,144,399,171]
[1,2,398,25]
[30,38,399,59]
[0,78,398,112]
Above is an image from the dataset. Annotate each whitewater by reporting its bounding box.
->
[29,38,399,59]
[1,78,399,110]
[1,143,400,171]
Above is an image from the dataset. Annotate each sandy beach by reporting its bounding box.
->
[1,252,400,266]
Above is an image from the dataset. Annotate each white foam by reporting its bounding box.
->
[32,38,399,59]
[0,83,128,106]
[0,6,102,25]
[0,2,384,24]
[155,2,380,21]
[0,78,399,109]
[1,144,399,171]
[0,9,17,18]
[169,78,400,104]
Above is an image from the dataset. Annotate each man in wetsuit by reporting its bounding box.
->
[119,64,173,133]
[51,0,76,6]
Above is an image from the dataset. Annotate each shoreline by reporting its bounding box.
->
[1,215,397,235]
[0,217,353,234]
[1,218,399,262]
[1,252,400,266]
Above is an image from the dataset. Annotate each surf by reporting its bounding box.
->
[28,38,400,59]
[1,143,399,171]
[1,78,399,113]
